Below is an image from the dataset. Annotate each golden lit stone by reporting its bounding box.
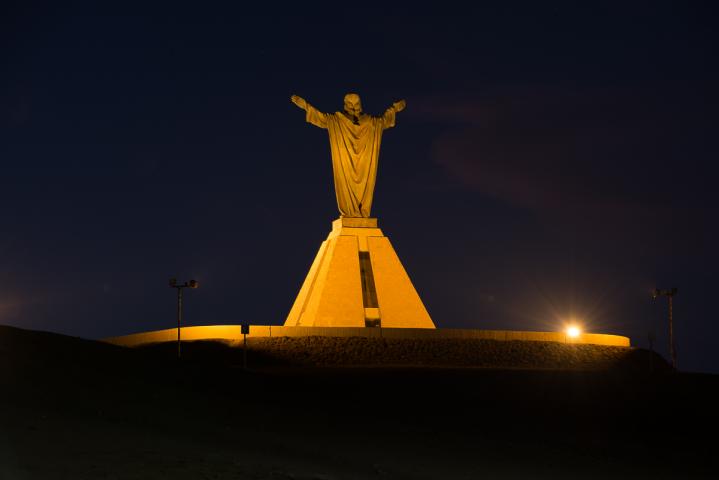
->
[285,218,435,328]
[291,93,405,218]
[104,325,631,347]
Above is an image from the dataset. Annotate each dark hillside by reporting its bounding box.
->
[137,335,671,372]
[1,325,716,479]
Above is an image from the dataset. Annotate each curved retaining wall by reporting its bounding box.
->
[104,325,630,348]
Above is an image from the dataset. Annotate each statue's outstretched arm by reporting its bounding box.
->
[381,99,405,130]
[291,95,309,111]
[391,99,406,112]
[292,94,327,129]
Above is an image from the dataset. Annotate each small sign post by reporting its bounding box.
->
[241,324,250,370]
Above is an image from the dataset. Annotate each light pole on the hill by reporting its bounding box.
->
[652,287,678,370]
[169,278,199,359]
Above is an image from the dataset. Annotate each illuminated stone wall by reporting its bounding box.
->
[104,325,630,348]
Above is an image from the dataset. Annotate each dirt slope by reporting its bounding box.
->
[0,325,716,479]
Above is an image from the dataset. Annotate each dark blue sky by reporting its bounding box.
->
[2,2,718,372]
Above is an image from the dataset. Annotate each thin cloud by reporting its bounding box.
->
[415,86,713,216]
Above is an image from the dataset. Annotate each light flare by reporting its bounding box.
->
[566,325,582,338]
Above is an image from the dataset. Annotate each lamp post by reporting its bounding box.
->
[648,330,656,373]
[652,287,678,370]
[169,278,199,359]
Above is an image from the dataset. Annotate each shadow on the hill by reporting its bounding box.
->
[1,324,714,479]
[134,336,673,373]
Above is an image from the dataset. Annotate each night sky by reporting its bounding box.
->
[2,3,718,372]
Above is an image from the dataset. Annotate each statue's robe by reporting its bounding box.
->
[305,105,397,218]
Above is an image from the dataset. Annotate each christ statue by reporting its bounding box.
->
[291,93,406,218]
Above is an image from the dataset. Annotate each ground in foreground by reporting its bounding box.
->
[1,325,716,479]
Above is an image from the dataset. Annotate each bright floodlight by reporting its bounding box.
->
[566,326,581,338]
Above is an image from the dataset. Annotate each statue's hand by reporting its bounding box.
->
[392,99,406,112]
[291,95,308,111]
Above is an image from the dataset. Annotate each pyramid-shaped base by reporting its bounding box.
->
[285,217,435,329]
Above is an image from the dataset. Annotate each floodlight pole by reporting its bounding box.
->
[177,287,183,359]
[668,293,675,369]
[652,287,678,370]
[648,330,656,373]
[169,278,199,359]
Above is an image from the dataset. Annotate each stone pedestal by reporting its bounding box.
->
[285,218,435,328]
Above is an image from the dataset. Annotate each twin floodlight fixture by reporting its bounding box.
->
[652,287,677,299]
[169,278,199,289]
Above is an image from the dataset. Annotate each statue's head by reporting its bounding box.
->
[343,93,362,117]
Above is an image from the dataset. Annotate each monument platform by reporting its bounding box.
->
[103,325,631,348]
[284,217,435,329]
